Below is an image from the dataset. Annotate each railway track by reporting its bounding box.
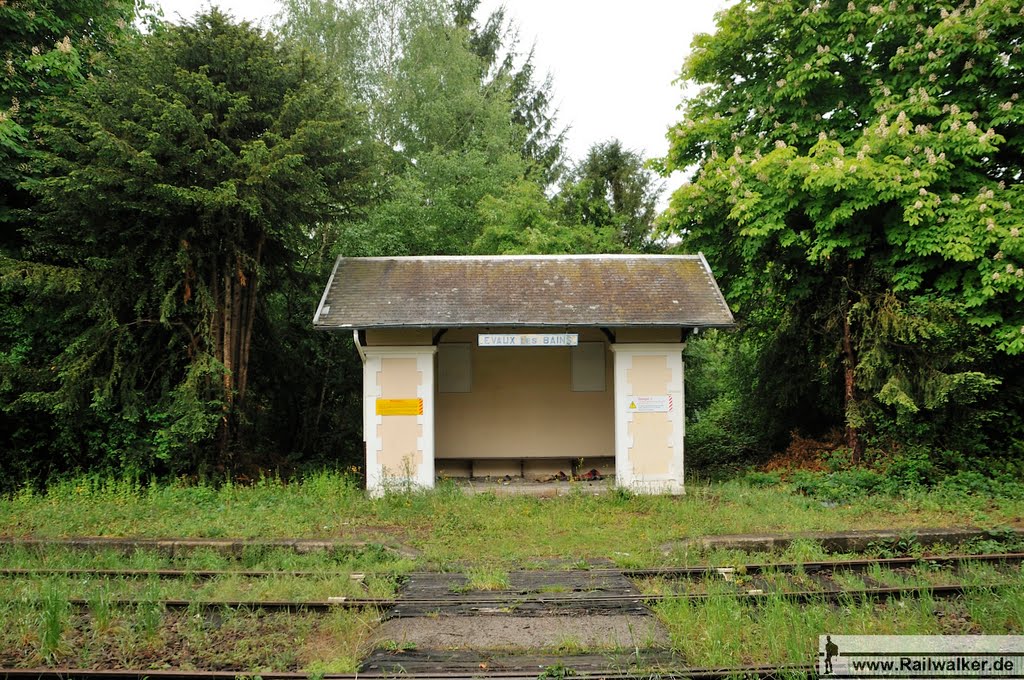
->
[0,567,345,579]
[1,551,1019,678]
[0,551,1020,614]
[619,550,1024,577]
[0,663,816,679]
[2,550,1020,581]
[2,579,1000,615]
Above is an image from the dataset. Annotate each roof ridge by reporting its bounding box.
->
[334,254,703,262]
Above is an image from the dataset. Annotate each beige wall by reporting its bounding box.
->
[363,346,436,493]
[366,328,433,346]
[626,355,674,476]
[614,328,682,343]
[436,459,471,478]
[375,357,423,476]
[612,344,685,493]
[436,328,614,459]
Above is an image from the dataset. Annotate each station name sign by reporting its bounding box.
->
[478,333,579,347]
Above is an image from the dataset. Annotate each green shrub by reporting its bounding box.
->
[932,470,1024,501]
[936,471,992,498]
[880,447,938,491]
[790,469,885,502]
[822,448,852,473]
[742,471,781,488]
[686,394,761,469]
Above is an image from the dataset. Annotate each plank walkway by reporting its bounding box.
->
[390,570,648,617]
[363,569,671,671]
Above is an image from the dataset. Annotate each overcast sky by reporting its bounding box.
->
[154,1,728,198]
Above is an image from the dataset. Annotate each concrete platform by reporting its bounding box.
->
[371,614,669,650]
[663,526,1024,554]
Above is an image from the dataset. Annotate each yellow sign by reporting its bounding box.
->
[376,398,423,416]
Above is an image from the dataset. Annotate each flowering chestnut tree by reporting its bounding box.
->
[0,0,147,236]
[661,0,1024,456]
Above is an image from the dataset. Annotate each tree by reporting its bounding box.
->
[660,0,1024,459]
[472,180,620,254]
[452,0,566,185]
[275,0,447,124]
[334,11,528,256]
[277,0,565,184]
[10,10,375,472]
[0,1,152,484]
[558,139,664,252]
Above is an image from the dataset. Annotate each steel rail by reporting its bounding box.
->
[0,663,815,679]
[382,582,1014,609]
[0,537,377,551]
[618,551,1024,578]
[0,567,345,579]
[0,580,1012,613]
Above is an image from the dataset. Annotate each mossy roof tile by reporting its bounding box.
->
[313,254,734,329]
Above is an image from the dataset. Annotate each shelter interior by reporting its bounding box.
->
[363,326,686,482]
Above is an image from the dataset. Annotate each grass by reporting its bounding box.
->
[653,581,1024,667]
[0,542,396,672]
[551,636,588,654]
[2,472,1022,568]
[537,583,570,593]
[644,559,1024,667]
[642,561,1024,598]
[0,601,381,672]
[0,546,405,603]
[2,472,1024,671]
[0,543,413,574]
[39,580,69,662]
[462,566,511,591]
[88,586,114,633]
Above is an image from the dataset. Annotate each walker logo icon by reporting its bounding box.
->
[818,635,1024,678]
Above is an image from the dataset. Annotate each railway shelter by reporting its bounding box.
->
[313,255,734,495]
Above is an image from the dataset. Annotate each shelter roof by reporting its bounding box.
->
[313,254,734,329]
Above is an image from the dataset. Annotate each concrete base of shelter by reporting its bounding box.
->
[444,477,614,497]
[436,457,615,480]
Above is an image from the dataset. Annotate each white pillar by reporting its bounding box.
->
[362,346,437,495]
[611,343,685,494]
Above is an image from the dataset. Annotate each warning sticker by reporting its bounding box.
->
[376,398,423,416]
[626,396,672,413]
